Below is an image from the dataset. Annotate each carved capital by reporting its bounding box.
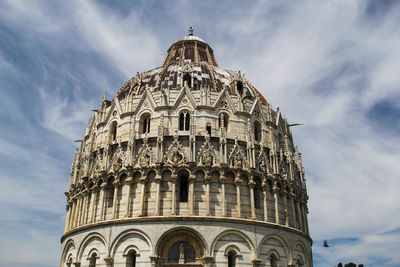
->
[104,256,113,266]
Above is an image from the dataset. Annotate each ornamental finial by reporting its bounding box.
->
[189,27,193,36]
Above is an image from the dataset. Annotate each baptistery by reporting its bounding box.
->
[60,29,312,267]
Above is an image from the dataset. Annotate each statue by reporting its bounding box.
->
[202,150,213,166]
[179,243,185,264]
[140,153,151,167]
[233,151,242,168]
[172,151,182,165]
[259,159,266,172]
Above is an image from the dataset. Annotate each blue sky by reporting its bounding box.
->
[1,1,400,266]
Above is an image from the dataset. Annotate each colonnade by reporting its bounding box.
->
[64,170,309,235]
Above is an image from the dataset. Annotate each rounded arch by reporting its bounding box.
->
[77,232,107,261]
[224,244,242,257]
[110,229,153,257]
[145,168,157,178]
[61,239,76,266]
[118,171,128,183]
[109,120,118,142]
[176,167,191,177]
[210,229,256,259]
[139,112,151,134]
[292,241,311,266]
[156,226,208,260]
[257,234,290,262]
[106,175,116,185]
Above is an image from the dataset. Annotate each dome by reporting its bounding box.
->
[117,31,267,105]
[60,30,312,267]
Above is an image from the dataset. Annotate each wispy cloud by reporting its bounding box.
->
[0,0,399,266]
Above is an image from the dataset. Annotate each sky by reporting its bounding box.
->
[0,0,399,266]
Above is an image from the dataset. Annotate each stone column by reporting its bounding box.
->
[170,174,177,215]
[99,183,107,221]
[263,186,269,222]
[124,175,133,217]
[235,176,241,218]
[189,174,195,216]
[296,200,303,231]
[290,194,297,228]
[90,187,98,223]
[138,177,146,216]
[69,199,76,229]
[283,189,289,227]
[205,174,211,216]
[305,206,310,234]
[76,194,83,227]
[64,202,72,233]
[80,190,89,225]
[154,175,161,216]
[301,203,308,233]
[220,175,227,217]
[273,183,279,224]
[249,179,256,220]
[112,181,119,219]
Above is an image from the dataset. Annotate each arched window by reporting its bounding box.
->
[126,251,136,267]
[206,123,212,136]
[179,175,189,202]
[89,253,97,267]
[237,81,243,96]
[66,257,73,267]
[179,111,191,131]
[270,253,278,267]
[227,250,237,267]
[254,121,261,142]
[107,179,115,208]
[219,113,229,130]
[140,113,151,134]
[183,73,192,88]
[110,121,118,142]
[254,177,262,209]
[296,258,303,267]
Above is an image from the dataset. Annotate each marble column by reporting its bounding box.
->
[76,194,83,227]
[296,200,303,231]
[273,184,279,224]
[205,175,211,216]
[154,175,161,216]
[99,183,107,221]
[124,175,133,217]
[283,189,289,227]
[263,187,269,222]
[80,190,89,225]
[290,194,297,228]
[90,187,98,223]
[64,202,72,233]
[249,179,256,220]
[189,174,195,216]
[112,181,119,219]
[69,199,76,229]
[170,174,177,215]
[220,175,227,217]
[139,177,146,216]
[235,176,241,218]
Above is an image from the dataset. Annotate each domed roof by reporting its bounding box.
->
[178,34,205,43]
[117,29,267,105]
